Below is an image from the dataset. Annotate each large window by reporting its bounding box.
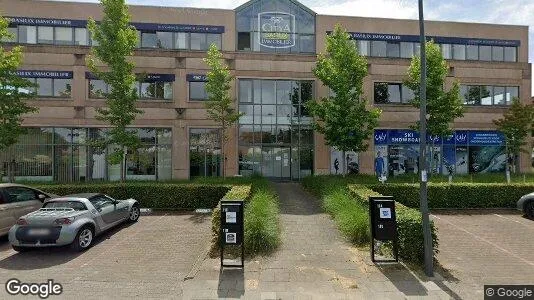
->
[21,77,72,98]
[7,18,221,51]
[238,79,314,179]
[374,82,414,104]
[236,0,316,54]
[0,127,172,182]
[461,85,519,106]
[349,37,518,62]
[189,81,208,101]
[89,77,174,100]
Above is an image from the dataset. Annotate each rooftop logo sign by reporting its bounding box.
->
[258,12,295,48]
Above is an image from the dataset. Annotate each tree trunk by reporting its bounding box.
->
[221,125,226,179]
[8,152,15,183]
[120,146,126,182]
[342,150,346,177]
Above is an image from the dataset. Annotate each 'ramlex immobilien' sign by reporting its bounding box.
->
[258,12,295,48]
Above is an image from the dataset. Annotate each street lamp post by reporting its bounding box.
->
[418,0,434,277]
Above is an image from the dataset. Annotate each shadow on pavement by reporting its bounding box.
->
[0,221,134,270]
[273,182,324,216]
[187,213,211,224]
[377,263,429,296]
[378,260,462,299]
[217,268,244,298]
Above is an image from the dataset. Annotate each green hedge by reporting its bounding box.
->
[349,185,439,265]
[31,183,229,210]
[210,178,281,257]
[369,183,534,209]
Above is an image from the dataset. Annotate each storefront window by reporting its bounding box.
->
[53,79,71,97]
[371,41,387,57]
[74,28,88,46]
[466,45,479,60]
[206,33,221,49]
[54,27,73,45]
[175,32,189,49]
[190,33,206,50]
[453,44,465,60]
[479,45,492,61]
[37,26,54,44]
[504,46,516,62]
[400,42,414,58]
[386,42,400,58]
[141,32,158,48]
[189,81,208,100]
[18,26,37,44]
[492,46,504,61]
[156,31,173,49]
[441,44,452,59]
[189,128,221,178]
[89,79,107,98]
[36,78,53,97]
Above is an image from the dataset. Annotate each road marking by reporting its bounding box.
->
[432,215,534,267]
[493,214,534,228]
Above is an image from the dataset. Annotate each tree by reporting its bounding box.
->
[203,44,243,178]
[86,0,142,181]
[307,24,381,175]
[494,98,534,177]
[0,15,38,182]
[404,40,464,176]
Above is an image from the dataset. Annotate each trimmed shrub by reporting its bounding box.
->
[210,178,280,257]
[370,183,534,209]
[31,182,229,210]
[349,185,439,265]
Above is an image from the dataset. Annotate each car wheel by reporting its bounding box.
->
[128,205,140,223]
[71,226,94,252]
[12,245,29,252]
[526,201,534,219]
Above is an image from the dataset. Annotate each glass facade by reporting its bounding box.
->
[89,78,173,100]
[460,85,519,106]
[236,0,316,53]
[238,79,314,180]
[189,129,221,178]
[374,82,414,104]
[0,128,172,182]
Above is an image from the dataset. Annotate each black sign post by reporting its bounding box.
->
[369,196,399,263]
[220,201,244,268]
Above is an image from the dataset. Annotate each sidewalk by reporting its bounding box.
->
[183,183,453,299]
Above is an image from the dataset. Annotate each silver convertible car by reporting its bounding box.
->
[518,192,534,219]
[9,193,140,252]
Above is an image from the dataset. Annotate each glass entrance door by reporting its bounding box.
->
[263,146,291,180]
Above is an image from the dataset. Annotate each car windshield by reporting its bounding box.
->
[43,201,87,211]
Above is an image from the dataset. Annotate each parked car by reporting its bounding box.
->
[517,192,534,219]
[9,193,140,252]
[0,184,58,237]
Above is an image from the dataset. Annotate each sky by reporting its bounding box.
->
[48,0,534,95]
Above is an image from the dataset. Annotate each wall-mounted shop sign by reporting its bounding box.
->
[85,72,175,82]
[132,22,224,34]
[6,16,87,28]
[375,129,504,146]
[186,74,208,82]
[7,16,224,34]
[344,31,520,47]
[15,70,73,79]
[258,12,296,48]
